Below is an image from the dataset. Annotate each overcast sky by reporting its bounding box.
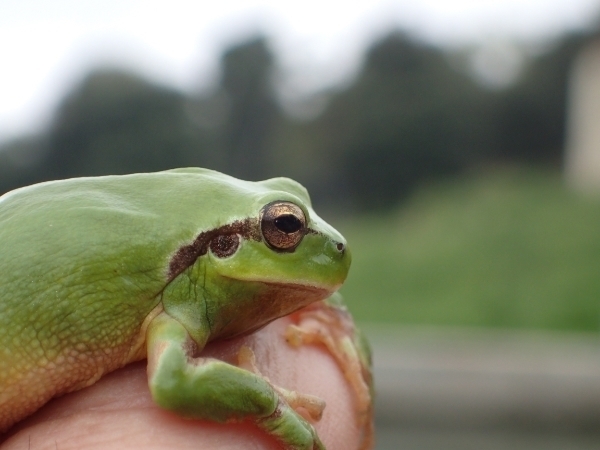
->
[1,0,599,143]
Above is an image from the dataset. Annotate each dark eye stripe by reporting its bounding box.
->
[209,234,240,258]
[168,218,261,280]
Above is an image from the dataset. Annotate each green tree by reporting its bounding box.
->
[490,32,595,164]
[211,37,282,181]
[44,69,208,179]
[312,33,491,210]
[0,135,48,194]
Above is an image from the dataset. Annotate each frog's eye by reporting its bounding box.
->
[260,201,307,251]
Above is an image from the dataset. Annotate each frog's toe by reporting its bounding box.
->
[256,399,326,450]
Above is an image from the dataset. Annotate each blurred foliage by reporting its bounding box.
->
[340,167,600,331]
[488,35,591,164]
[215,38,280,181]
[0,30,598,210]
[47,70,206,178]
[308,34,493,209]
[0,71,210,192]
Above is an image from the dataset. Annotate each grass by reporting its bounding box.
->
[337,167,600,332]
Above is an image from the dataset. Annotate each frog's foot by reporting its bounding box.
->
[237,345,326,423]
[256,398,325,450]
[147,313,325,450]
[285,296,375,450]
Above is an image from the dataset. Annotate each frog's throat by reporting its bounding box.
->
[208,282,331,341]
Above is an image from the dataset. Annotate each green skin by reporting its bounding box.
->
[0,168,351,449]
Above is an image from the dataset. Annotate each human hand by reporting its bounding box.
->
[2,317,362,450]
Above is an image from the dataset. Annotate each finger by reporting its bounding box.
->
[2,317,360,450]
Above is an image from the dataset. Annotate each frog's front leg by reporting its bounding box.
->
[146,312,324,450]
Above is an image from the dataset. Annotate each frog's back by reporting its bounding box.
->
[0,168,266,431]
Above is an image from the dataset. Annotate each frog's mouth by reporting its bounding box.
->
[207,281,332,341]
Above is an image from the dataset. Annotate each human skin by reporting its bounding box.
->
[1,317,360,450]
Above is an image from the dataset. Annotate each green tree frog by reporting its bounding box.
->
[0,168,373,449]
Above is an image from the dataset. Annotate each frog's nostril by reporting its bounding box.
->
[336,242,345,253]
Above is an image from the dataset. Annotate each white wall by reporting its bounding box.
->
[565,39,600,192]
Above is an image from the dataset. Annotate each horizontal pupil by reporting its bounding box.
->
[274,214,302,233]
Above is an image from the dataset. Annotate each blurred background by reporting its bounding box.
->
[2,0,600,448]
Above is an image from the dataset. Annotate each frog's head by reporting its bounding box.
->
[168,174,351,340]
